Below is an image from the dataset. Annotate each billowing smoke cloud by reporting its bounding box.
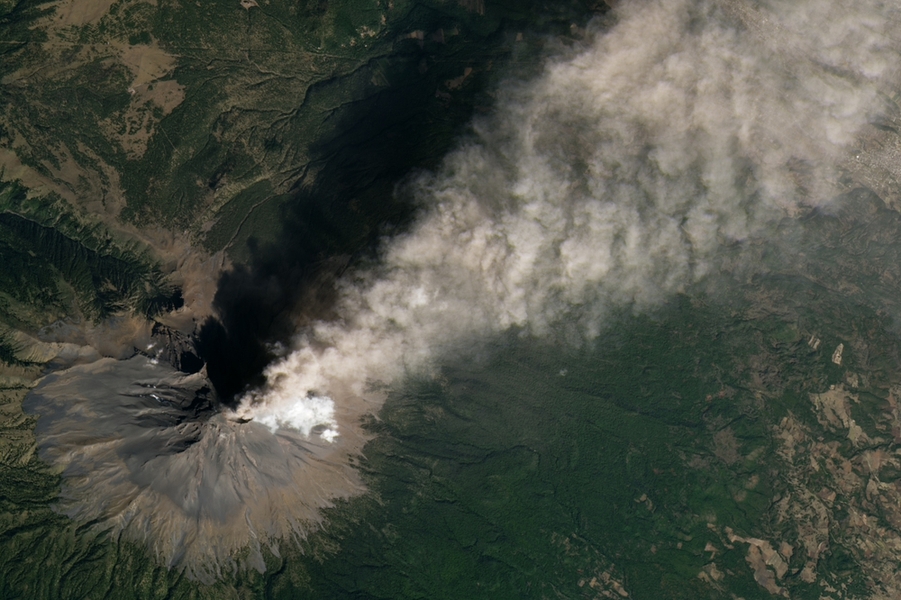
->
[239,0,901,433]
[24,0,901,578]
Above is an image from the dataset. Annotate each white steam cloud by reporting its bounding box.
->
[238,0,901,434]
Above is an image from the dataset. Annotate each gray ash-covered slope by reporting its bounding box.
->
[24,355,363,583]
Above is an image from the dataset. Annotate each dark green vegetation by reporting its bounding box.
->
[251,192,901,598]
[293,266,900,600]
[0,0,599,249]
[0,180,180,328]
[5,190,901,598]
